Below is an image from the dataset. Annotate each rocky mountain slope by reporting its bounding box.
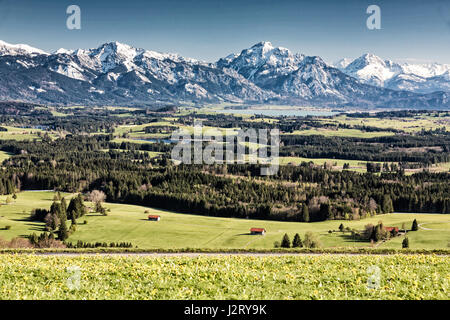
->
[336,53,450,94]
[0,40,448,109]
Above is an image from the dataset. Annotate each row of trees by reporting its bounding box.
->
[275,232,321,248]
[30,194,87,241]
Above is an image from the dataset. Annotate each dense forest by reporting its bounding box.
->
[0,135,448,223]
[0,104,448,223]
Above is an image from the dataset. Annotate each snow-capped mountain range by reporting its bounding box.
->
[335,53,450,94]
[0,40,48,57]
[0,40,448,109]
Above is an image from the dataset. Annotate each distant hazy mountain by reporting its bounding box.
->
[336,53,450,94]
[0,40,448,109]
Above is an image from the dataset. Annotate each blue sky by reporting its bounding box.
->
[0,0,449,63]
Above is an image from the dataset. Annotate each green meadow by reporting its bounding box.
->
[0,191,448,250]
[284,128,395,138]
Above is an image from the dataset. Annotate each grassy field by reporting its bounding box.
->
[324,114,450,133]
[278,156,381,172]
[0,254,447,299]
[0,150,13,162]
[0,125,61,141]
[0,191,449,250]
[0,126,43,141]
[284,128,395,138]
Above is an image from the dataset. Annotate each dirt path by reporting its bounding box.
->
[418,223,448,231]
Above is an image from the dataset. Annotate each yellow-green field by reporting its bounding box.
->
[0,191,448,250]
[0,254,448,299]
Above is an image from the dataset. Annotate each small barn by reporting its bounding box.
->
[148,215,161,221]
[250,228,266,235]
[385,226,399,233]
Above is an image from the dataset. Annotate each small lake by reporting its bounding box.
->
[133,138,173,144]
[214,109,338,117]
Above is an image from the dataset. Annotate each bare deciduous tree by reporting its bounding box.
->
[88,190,106,204]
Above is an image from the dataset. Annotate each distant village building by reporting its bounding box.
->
[148,215,160,221]
[250,228,266,235]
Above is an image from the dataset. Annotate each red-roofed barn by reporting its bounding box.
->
[385,226,399,233]
[250,228,266,235]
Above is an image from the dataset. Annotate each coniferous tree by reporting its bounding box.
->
[281,233,291,248]
[411,219,419,231]
[292,233,303,248]
[67,194,86,220]
[382,194,394,213]
[302,204,309,222]
[61,197,67,215]
[57,220,69,241]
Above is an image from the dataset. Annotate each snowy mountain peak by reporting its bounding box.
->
[218,41,305,83]
[248,41,292,57]
[55,48,74,55]
[338,53,450,93]
[92,41,144,60]
[334,58,352,69]
[0,40,48,56]
[360,53,384,62]
[340,53,401,86]
[347,53,394,69]
[0,39,447,108]
[251,41,274,51]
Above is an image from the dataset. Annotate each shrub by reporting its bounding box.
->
[304,231,321,248]
[4,225,11,230]
[7,237,33,248]
[273,241,280,248]
[402,237,410,248]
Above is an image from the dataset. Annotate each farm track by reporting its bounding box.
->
[418,223,449,231]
